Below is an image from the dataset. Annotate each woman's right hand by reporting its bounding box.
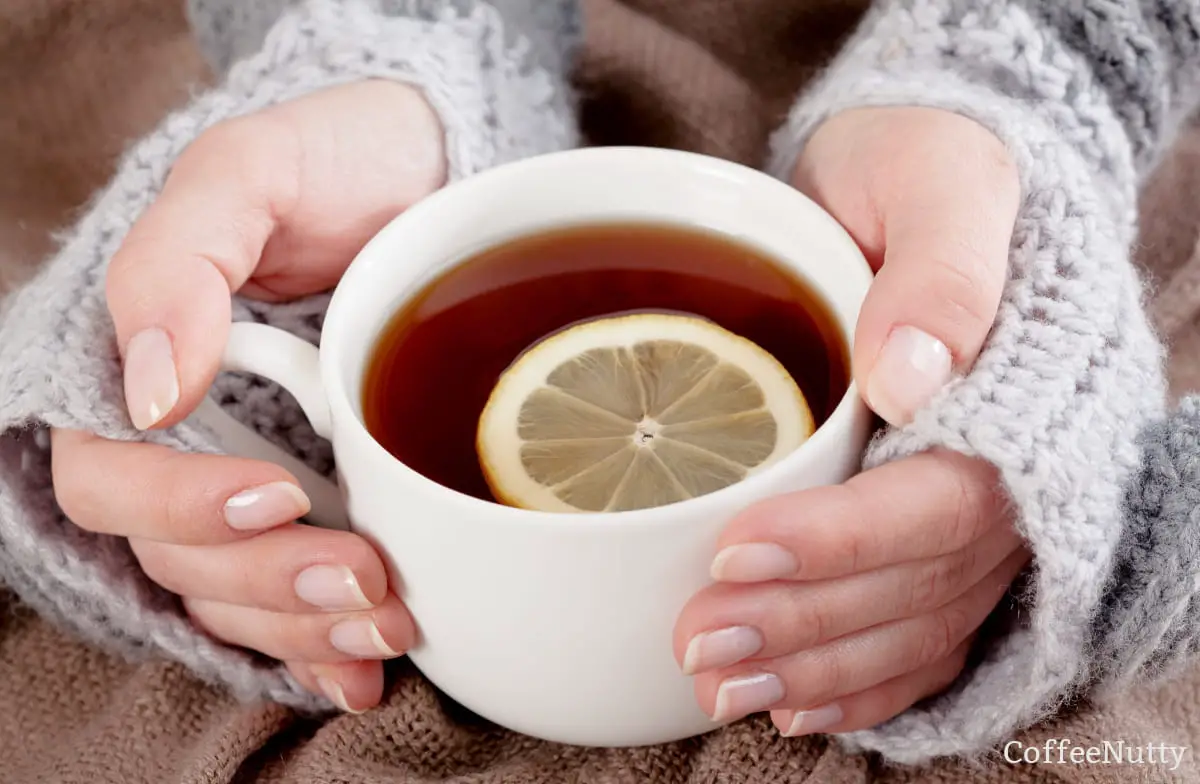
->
[50,79,447,713]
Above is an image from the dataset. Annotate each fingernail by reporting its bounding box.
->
[224,482,311,530]
[316,676,364,714]
[123,327,180,430]
[329,618,403,659]
[866,326,952,427]
[683,626,764,675]
[776,703,844,737]
[294,565,373,611]
[712,671,785,722]
[711,543,797,582]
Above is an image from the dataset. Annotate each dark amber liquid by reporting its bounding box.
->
[362,223,850,502]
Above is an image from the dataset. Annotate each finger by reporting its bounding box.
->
[105,112,295,430]
[694,548,1027,721]
[711,450,1007,583]
[676,519,1021,673]
[853,116,1019,426]
[770,637,973,737]
[130,524,388,612]
[186,593,414,664]
[52,429,309,544]
[288,660,385,714]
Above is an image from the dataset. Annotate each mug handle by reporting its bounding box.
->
[186,322,351,531]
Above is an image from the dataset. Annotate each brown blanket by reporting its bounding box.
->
[3,0,1200,782]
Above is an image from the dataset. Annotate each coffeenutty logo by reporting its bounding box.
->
[1004,739,1188,772]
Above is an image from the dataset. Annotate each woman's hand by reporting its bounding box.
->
[677,450,1027,735]
[676,107,1030,735]
[51,80,447,713]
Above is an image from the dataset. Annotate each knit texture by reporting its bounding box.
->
[5,0,1200,779]
[0,0,579,713]
[1094,397,1200,689]
[765,0,1200,763]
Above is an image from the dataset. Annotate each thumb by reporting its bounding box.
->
[105,81,445,431]
[105,116,283,431]
[853,157,1019,427]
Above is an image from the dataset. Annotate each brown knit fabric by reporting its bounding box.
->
[2,0,1200,781]
[0,0,209,289]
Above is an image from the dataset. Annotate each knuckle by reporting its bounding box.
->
[915,606,971,668]
[798,598,837,650]
[176,113,302,227]
[924,250,996,336]
[209,113,301,201]
[785,588,834,650]
[941,549,977,595]
[907,561,945,614]
[938,457,989,550]
[802,649,848,706]
[836,532,870,576]
[908,550,976,615]
[822,486,875,574]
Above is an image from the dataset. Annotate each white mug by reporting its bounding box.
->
[193,147,875,747]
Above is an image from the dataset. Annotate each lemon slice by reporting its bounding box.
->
[477,313,814,513]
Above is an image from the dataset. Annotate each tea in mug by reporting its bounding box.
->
[361,222,850,505]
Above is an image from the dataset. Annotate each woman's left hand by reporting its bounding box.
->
[675,107,1032,736]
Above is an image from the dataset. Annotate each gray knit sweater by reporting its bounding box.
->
[0,0,1198,765]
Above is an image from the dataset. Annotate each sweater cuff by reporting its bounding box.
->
[767,68,1166,762]
[0,0,576,710]
[194,0,580,180]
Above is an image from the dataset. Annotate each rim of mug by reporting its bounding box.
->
[323,146,874,526]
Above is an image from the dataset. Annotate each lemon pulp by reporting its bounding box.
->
[476,313,814,513]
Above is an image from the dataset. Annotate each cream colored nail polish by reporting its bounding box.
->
[778,703,844,736]
[712,672,785,722]
[316,676,364,714]
[224,482,311,530]
[329,618,402,659]
[682,626,764,675]
[123,327,180,430]
[710,543,797,582]
[294,565,373,611]
[865,326,952,427]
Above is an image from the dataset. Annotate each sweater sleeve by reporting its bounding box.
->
[0,0,579,711]
[1091,398,1200,693]
[766,0,1200,764]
